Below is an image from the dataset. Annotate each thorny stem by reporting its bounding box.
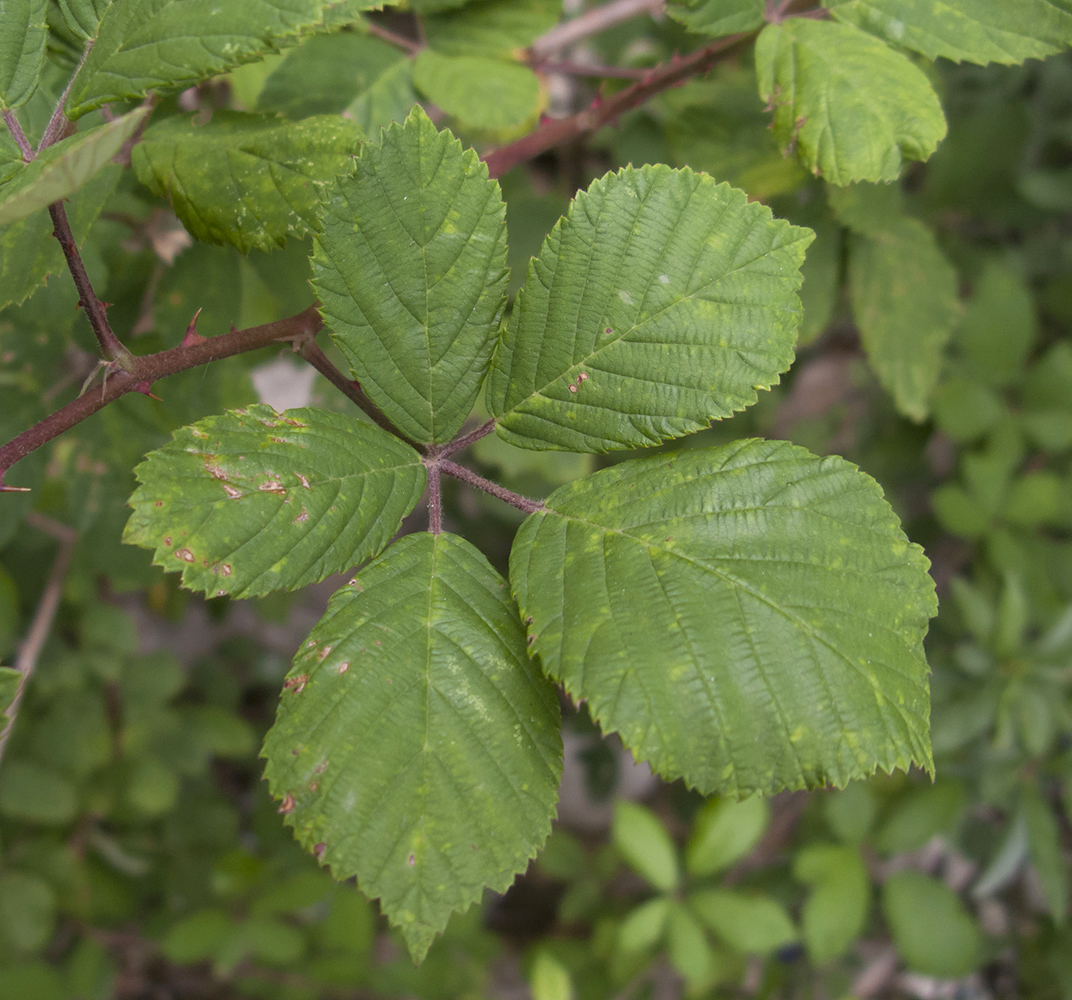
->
[0,514,78,765]
[439,459,543,515]
[0,306,323,488]
[50,201,128,362]
[297,340,421,449]
[427,463,443,534]
[530,0,666,59]
[483,30,755,178]
[438,418,496,459]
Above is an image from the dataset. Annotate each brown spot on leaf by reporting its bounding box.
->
[175,548,195,562]
[223,484,242,499]
[221,564,232,577]
[278,794,295,814]
[568,384,578,393]
[314,842,326,859]
[283,674,309,695]
[295,472,311,489]
[338,662,349,675]
[164,536,172,547]
[408,854,415,867]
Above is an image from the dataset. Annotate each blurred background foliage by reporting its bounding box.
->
[2,1,1072,998]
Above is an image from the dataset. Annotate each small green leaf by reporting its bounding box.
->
[875,781,967,854]
[66,0,373,118]
[0,759,78,824]
[0,108,148,226]
[794,843,870,963]
[882,870,982,977]
[848,219,961,420]
[489,166,812,452]
[824,0,1072,66]
[528,947,574,1000]
[0,870,56,951]
[511,440,936,796]
[262,532,562,962]
[666,0,765,38]
[612,801,680,892]
[424,0,561,56]
[412,50,542,131]
[685,796,769,877]
[755,19,946,184]
[344,57,417,134]
[312,107,508,444]
[1022,784,1069,925]
[666,902,715,987]
[124,405,427,599]
[954,261,1037,386]
[132,111,363,253]
[0,0,48,109]
[690,888,796,955]
[617,896,672,955]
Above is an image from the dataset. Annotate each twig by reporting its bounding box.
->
[297,340,421,449]
[438,418,496,458]
[365,19,422,54]
[0,306,323,488]
[2,110,33,160]
[50,201,128,361]
[440,459,543,514]
[483,31,755,178]
[528,59,652,80]
[530,0,666,60]
[0,514,78,765]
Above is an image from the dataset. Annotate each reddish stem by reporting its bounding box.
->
[427,463,443,534]
[438,418,496,458]
[439,459,543,515]
[0,307,323,488]
[483,32,755,179]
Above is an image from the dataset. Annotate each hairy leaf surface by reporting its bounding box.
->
[510,439,936,795]
[0,108,148,225]
[66,0,376,118]
[848,219,960,420]
[0,0,47,109]
[124,405,426,598]
[132,111,363,252]
[263,532,562,962]
[755,19,946,184]
[825,0,1072,65]
[312,107,508,444]
[488,165,812,452]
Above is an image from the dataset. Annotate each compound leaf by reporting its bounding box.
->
[262,532,562,962]
[488,165,812,452]
[0,0,47,109]
[0,107,148,226]
[124,405,427,599]
[132,111,363,253]
[847,218,961,421]
[66,0,376,119]
[510,439,936,796]
[312,107,508,444]
[824,0,1072,66]
[755,19,946,184]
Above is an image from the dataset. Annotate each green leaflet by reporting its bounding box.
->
[54,0,113,40]
[262,532,562,963]
[488,165,812,452]
[311,107,508,444]
[0,160,119,310]
[755,19,946,184]
[412,51,542,132]
[824,0,1072,66]
[510,439,936,796]
[666,0,765,38]
[124,405,427,599]
[0,107,148,226]
[847,218,960,421]
[423,0,561,56]
[132,111,363,253]
[65,0,376,119]
[0,0,48,109]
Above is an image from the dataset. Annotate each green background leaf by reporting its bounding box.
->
[262,532,562,962]
[0,0,48,109]
[489,165,812,452]
[666,0,765,38]
[132,111,363,252]
[755,19,947,184]
[124,405,427,598]
[412,51,542,132]
[794,843,870,962]
[54,0,115,41]
[510,439,936,795]
[612,801,680,891]
[824,0,1072,66]
[312,107,508,444]
[0,107,148,225]
[66,0,370,118]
